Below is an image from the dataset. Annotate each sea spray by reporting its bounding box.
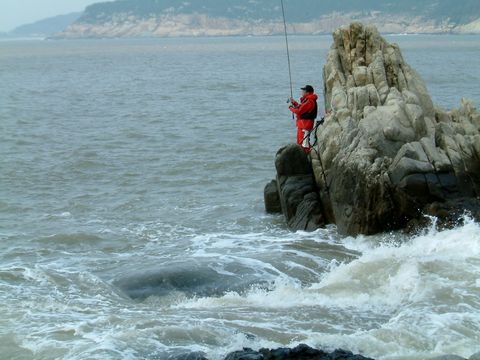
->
[174,218,480,359]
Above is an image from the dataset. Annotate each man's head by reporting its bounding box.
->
[301,85,314,96]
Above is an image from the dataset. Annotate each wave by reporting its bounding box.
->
[174,218,480,359]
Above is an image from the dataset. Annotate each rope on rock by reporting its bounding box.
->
[308,117,330,193]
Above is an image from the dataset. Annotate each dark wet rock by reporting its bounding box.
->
[275,145,313,177]
[172,353,209,360]
[264,23,480,236]
[264,180,282,214]
[114,263,268,300]
[267,145,326,231]
[225,348,263,360]
[224,344,374,360]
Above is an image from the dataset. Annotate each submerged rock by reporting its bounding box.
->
[114,263,268,300]
[266,22,480,236]
[264,179,282,214]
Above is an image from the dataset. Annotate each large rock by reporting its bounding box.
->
[264,180,282,214]
[264,145,326,231]
[266,23,480,235]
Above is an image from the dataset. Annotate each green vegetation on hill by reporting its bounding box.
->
[79,0,480,24]
[12,12,81,36]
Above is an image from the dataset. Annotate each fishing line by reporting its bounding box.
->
[280,0,294,103]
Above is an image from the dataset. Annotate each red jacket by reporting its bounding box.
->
[290,93,318,121]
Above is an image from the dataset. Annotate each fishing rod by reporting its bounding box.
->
[280,0,295,119]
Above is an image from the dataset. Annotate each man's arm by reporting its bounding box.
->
[290,99,314,115]
[290,97,300,107]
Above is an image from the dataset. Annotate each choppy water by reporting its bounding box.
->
[1,35,480,360]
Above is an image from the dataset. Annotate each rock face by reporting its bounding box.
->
[266,23,480,236]
[264,145,326,231]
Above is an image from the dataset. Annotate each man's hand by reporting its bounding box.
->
[290,97,295,104]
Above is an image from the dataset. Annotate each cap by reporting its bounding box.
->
[301,85,314,93]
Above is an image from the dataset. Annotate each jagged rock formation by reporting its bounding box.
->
[266,22,480,236]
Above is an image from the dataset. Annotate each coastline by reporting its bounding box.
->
[51,13,480,40]
[43,31,480,41]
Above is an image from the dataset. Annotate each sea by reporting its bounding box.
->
[1,35,480,360]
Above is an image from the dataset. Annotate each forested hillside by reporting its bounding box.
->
[79,0,480,24]
[12,13,81,36]
[52,0,480,38]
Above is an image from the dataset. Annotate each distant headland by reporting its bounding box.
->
[5,0,480,39]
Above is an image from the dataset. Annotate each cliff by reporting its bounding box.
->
[265,23,480,236]
[53,0,480,38]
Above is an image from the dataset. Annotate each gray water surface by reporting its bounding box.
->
[1,35,480,360]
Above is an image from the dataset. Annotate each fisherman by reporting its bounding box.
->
[289,85,318,152]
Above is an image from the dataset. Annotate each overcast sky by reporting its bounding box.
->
[0,0,108,32]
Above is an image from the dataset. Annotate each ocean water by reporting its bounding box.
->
[1,35,480,360]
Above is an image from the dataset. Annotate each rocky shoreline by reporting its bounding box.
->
[265,22,480,236]
[53,13,480,39]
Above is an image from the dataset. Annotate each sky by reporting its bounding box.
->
[0,0,109,32]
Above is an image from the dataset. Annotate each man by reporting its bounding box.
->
[289,85,318,152]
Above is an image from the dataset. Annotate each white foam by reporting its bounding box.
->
[173,219,480,359]
[5,216,480,359]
